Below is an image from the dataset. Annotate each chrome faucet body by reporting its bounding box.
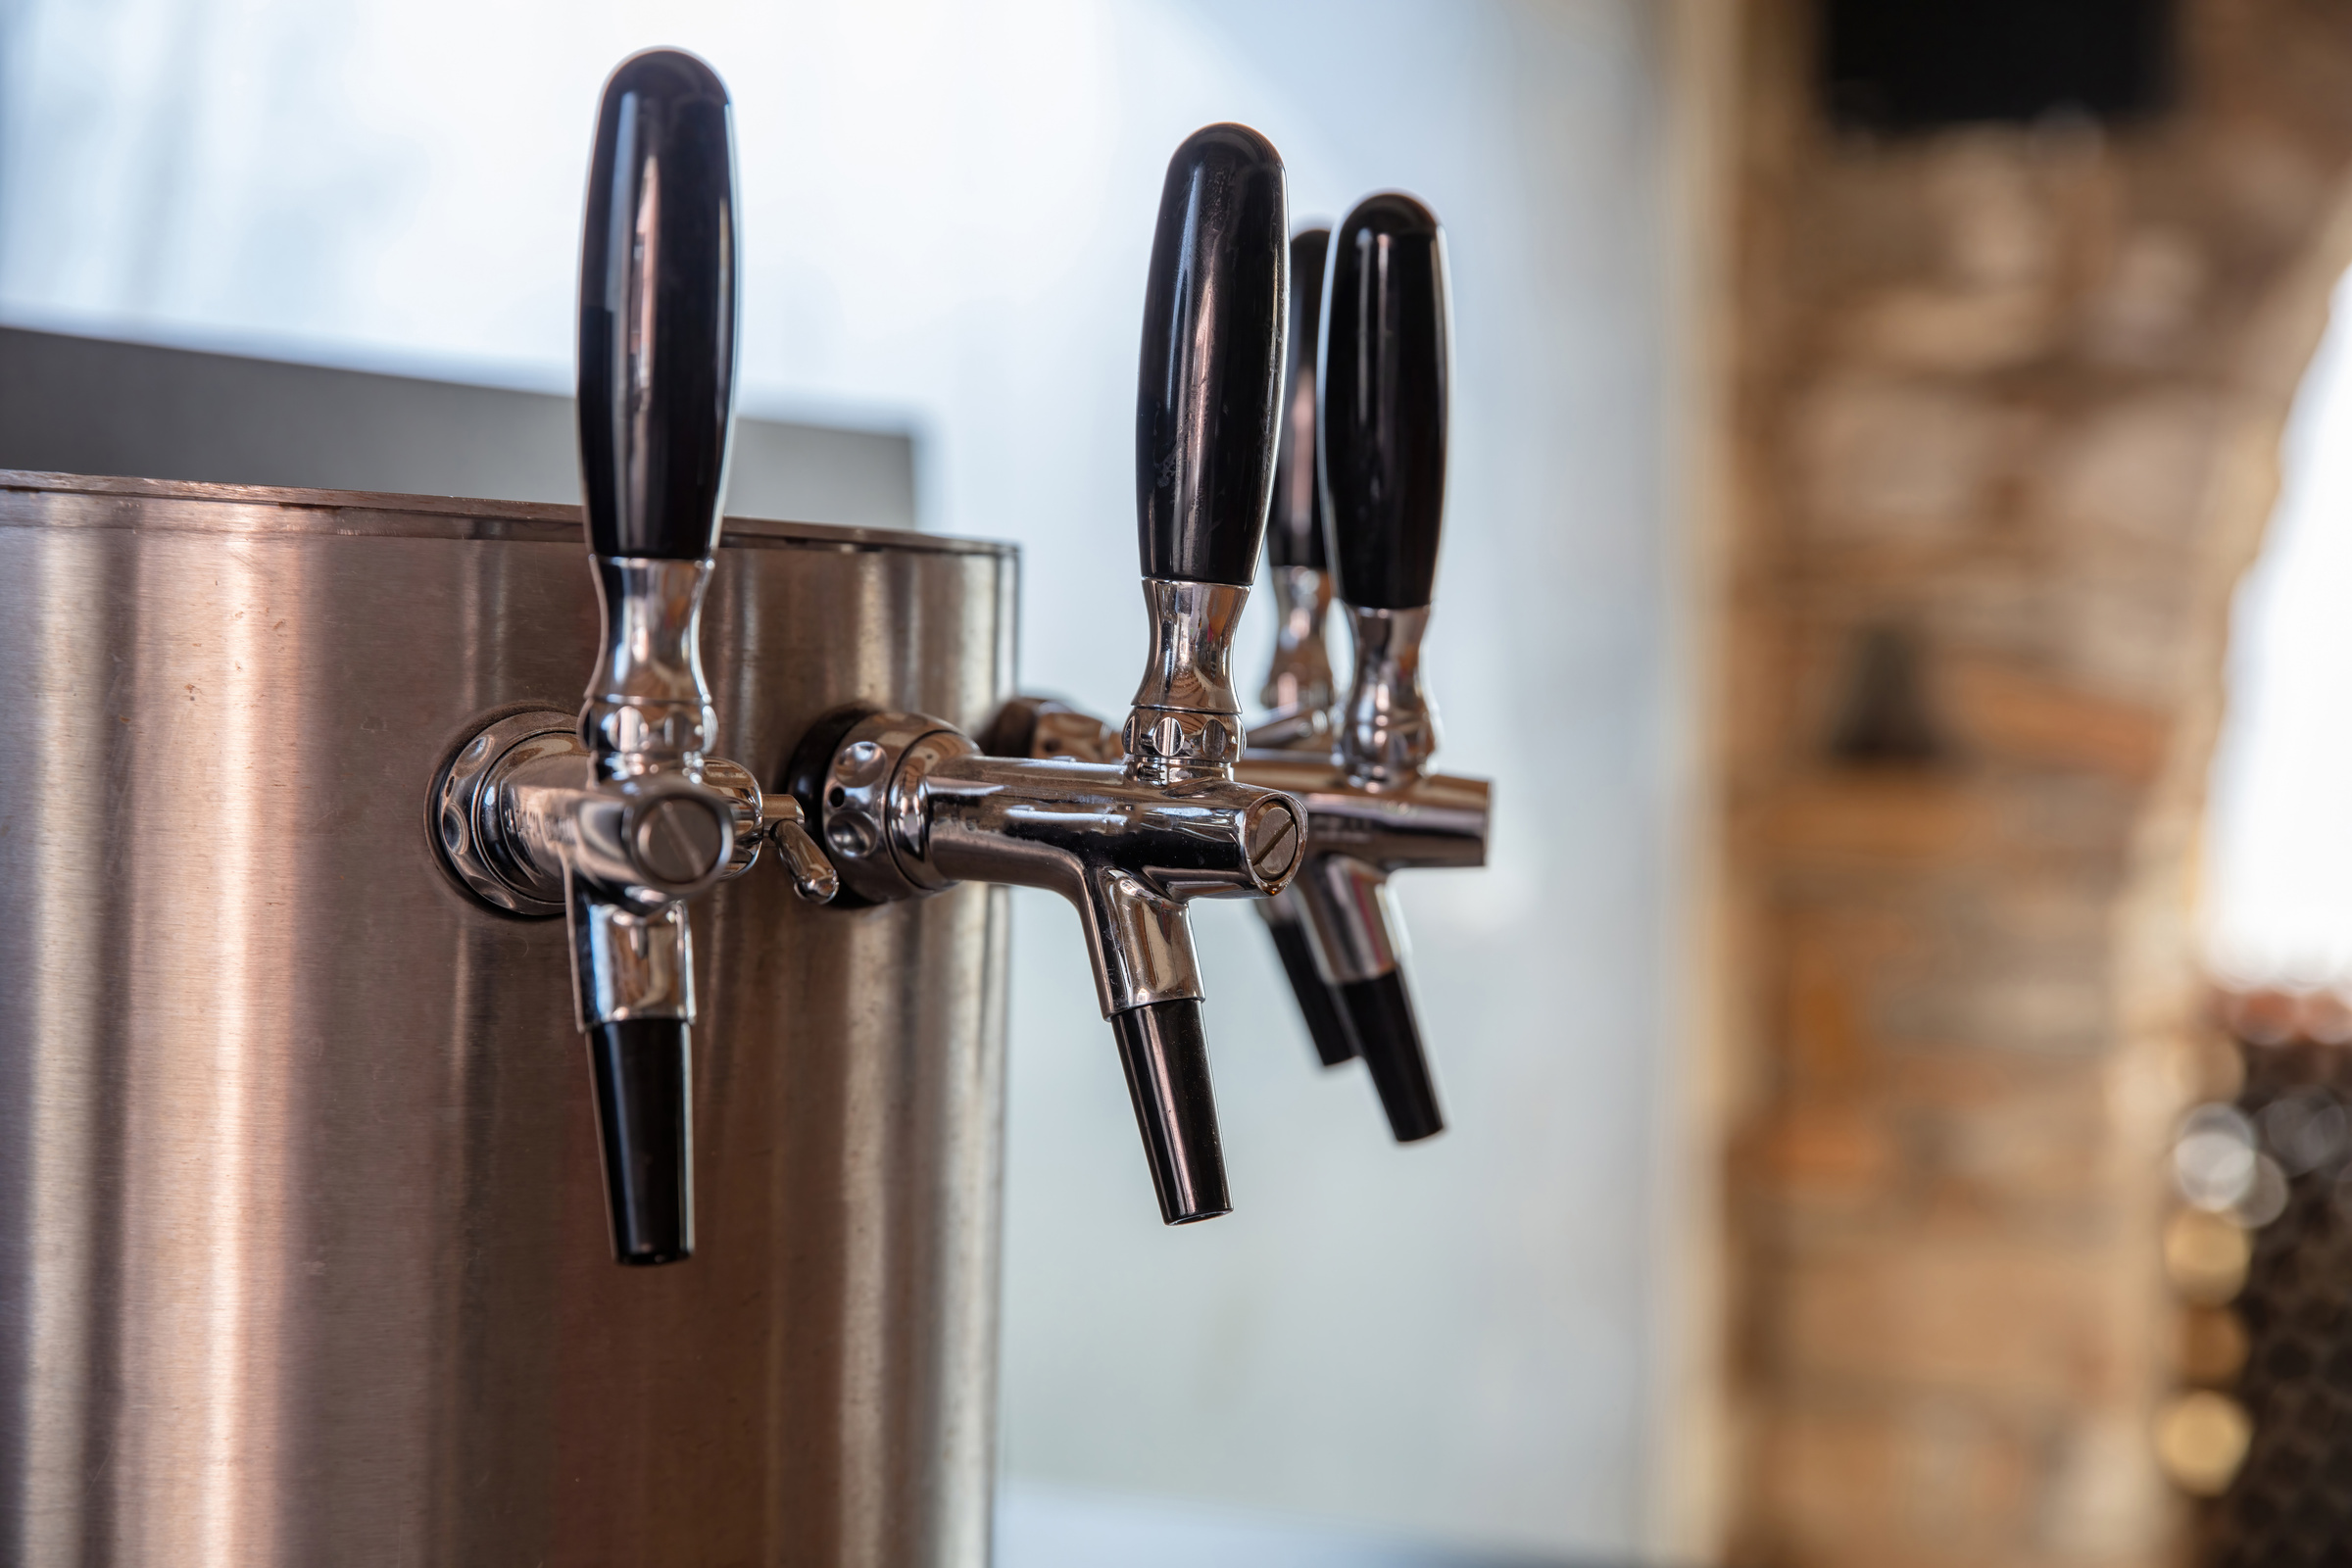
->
[806,559,1307,1225]
[1335,603,1437,788]
[433,666,835,1264]
[1122,578,1252,780]
[814,711,1301,1016]
[569,555,726,1032]
[985,680,1490,1146]
[436,664,833,1023]
[985,676,1490,1123]
[1248,564,1335,751]
[582,557,718,778]
[1238,756,1489,994]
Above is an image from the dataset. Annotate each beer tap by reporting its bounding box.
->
[989,199,1490,1142]
[1247,225,1359,1071]
[797,123,1305,1225]
[1239,193,1489,1144]
[432,50,833,1264]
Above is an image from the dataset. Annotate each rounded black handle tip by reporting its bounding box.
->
[1268,227,1332,574]
[1135,123,1291,588]
[1111,1000,1232,1223]
[578,48,739,564]
[1320,193,1449,612]
[1337,970,1445,1143]
[1264,908,1357,1067]
[589,1019,696,1264]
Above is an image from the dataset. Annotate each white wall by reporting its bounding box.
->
[2207,270,2352,988]
[0,3,1683,1558]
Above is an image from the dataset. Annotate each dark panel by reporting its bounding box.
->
[0,326,916,528]
[1821,0,2176,132]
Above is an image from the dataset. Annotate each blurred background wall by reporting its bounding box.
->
[1713,2,2352,1564]
[0,3,1698,1563]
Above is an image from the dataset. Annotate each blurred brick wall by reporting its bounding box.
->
[1718,3,2352,1564]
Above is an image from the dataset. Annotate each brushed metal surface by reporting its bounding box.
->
[0,471,1016,1567]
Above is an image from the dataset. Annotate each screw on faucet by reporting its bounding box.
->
[1246,799,1303,885]
[631,794,731,887]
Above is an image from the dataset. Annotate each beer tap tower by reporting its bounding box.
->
[0,43,1492,1563]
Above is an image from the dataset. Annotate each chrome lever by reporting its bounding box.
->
[760,794,840,904]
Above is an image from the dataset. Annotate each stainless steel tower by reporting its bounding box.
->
[0,470,1015,1564]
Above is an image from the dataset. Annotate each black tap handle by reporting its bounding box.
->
[1135,124,1290,587]
[1267,227,1331,573]
[1319,194,1448,611]
[578,49,739,562]
[1338,972,1445,1142]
